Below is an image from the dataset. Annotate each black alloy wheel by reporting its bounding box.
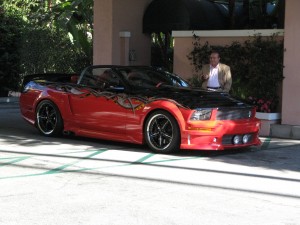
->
[144,110,180,153]
[36,100,63,137]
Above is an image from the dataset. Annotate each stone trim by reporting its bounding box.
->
[172,29,284,37]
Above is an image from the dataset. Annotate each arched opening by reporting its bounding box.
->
[143,0,228,71]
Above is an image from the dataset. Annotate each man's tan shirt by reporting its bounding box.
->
[199,63,232,92]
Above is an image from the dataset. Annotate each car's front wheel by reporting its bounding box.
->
[36,100,63,137]
[144,110,180,153]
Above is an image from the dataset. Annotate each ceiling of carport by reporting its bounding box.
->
[143,0,228,33]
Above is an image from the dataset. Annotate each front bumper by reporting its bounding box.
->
[180,119,261,150]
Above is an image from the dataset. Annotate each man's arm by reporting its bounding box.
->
[222,65,232,92]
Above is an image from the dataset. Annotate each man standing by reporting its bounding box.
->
[200,51,232,92]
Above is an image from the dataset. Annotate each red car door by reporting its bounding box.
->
[68,92,127,134]
[68,67,128,135]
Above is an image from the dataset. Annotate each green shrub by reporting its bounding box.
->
[0,9,23,95]
[20,27,91,75]
[0,2,92,95]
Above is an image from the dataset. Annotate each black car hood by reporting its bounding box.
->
[129,85,249,110]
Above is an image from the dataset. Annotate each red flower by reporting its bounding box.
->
[248,96,277,113]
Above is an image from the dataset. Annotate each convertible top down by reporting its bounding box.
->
[20,65,261,153]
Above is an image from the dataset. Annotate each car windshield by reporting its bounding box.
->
[79,67,120,88]
[118,67,190,88]
[78,66,190,89]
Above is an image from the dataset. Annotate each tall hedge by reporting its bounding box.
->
[20,27,90,75]
[0,8,23,95]
[0,2,92,96]
[187,34,284,112]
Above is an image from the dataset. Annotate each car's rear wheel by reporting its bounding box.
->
[144,110,180,153]
[36,100,63,137]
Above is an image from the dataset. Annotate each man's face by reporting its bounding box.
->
[209,53,220,67]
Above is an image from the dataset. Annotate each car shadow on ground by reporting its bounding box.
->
[1,126,300,173]
[64,135,254,156]
[64,135,300,173]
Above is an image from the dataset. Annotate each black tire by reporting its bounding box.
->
[144,110,180,153]
[36,100,63,137]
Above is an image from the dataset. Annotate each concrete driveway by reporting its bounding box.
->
[1,100,300,225]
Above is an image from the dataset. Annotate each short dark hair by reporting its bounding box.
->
[210,50,220,57]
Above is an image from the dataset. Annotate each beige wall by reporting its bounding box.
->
[93,0,113,64]
[281,0,300,125]
[93,0,152,65]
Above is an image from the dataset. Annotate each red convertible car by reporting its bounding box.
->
[20,65,261,153]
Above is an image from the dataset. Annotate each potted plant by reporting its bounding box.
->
[247,96,281,120]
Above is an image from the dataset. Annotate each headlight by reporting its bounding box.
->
[190,109,212,120]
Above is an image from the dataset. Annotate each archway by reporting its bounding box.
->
[143,0,228,70]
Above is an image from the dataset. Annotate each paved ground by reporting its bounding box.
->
[1,100,300,225]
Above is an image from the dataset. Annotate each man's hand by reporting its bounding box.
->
[202,74,209,80]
